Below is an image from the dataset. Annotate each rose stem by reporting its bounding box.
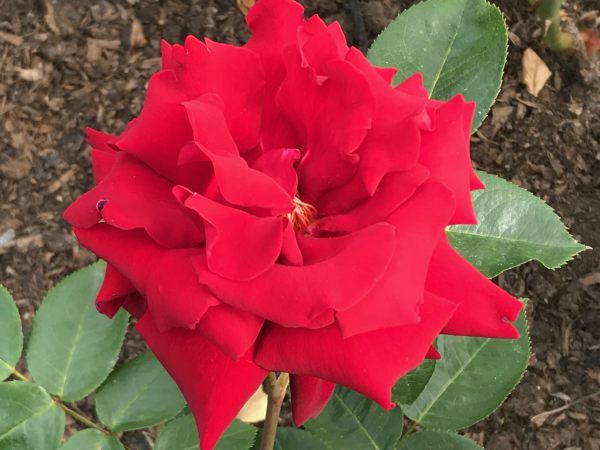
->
[259,372,290,450]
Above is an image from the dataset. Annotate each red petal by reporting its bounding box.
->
[278,48,374,201]
[85,127,117,151]
[336,181,456,337]
[314,166,429,234]
[90,148,119,185]
[420,95,478,224]
[395,72,429,99]
[345,48,427,193]
[314,172,369,217]
[182,94,238,156]
[290,375,335,426]
[246,0,304,55]
[194,223,396,326]
[73,225,218,331]
[177,187,285,281]
[245,0,305,150]
[280,221,303,266]
[115,70,191,179]
[376,66,397,84]
[425,346,441,360]
[298,15,348,74]
[64,154,203,248]
[137,314,267,450]
[197,304,264,360]
[96,264,136,318]
[426,238,523,339]
[251,148,301,197]
[116,37,264,179]
[85,128,119,184]
[178,142,293,213]
[255,293,457,408]
[174,36,264,151]
[161,39,173,70]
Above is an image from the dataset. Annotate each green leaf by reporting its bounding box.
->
[26,261,129,402]
[397,431,483,450]
[0,285,22,381]
[273,428,329,450]
[60,429,124,450]
[155,415,256,450]
[251,427,329,450]
[305,386,403,450]
[447,172,589,278]
[368,0,507,131]
[392,360,436,405]
[0,381,64,450]
[402,308,529,430]
[96,350,186,432]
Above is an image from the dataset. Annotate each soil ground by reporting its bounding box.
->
[0,0,598,449]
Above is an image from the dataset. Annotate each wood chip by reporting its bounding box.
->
[580,272,600,286]
[129,18,147,48]
[86,38,120,62]
[44,0,61,35]
[522,48,552,97]
[0,156,32,178]
[0,31,23,46]
[15,67,44,82]
[47,168,76,193]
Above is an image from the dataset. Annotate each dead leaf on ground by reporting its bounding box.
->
[236,385,268,423]
[237,0,255,15]
[522,48,552,97]
[580,29,600,55]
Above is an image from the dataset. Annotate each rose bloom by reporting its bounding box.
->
[65,0,522,448]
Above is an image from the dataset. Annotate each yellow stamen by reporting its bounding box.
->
[288,196,317,231]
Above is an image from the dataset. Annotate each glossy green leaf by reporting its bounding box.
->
[392,360,436,405]
[402,309,529,430]
[60,429,124,450]
[0,285,22,381]
[368,0,507,131]
[26,261,128,401]
[0,381,64,450]
[397,431,483,450]
[305,386,403,450]
[447,172,589,278]
[155,415,256,450]
[96,350,186,432]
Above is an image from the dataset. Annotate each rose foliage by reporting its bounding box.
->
[64,0,524,448]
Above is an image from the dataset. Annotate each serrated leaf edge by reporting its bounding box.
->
[409,302,531,431]
[0,284,23,381]
[367,0,508,133]
[26,260,129,401]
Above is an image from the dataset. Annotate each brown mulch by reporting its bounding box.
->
[0,0,598,449]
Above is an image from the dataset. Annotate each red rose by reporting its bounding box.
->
[64,0,522,448]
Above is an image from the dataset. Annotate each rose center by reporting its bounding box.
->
[289,196,317,231]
